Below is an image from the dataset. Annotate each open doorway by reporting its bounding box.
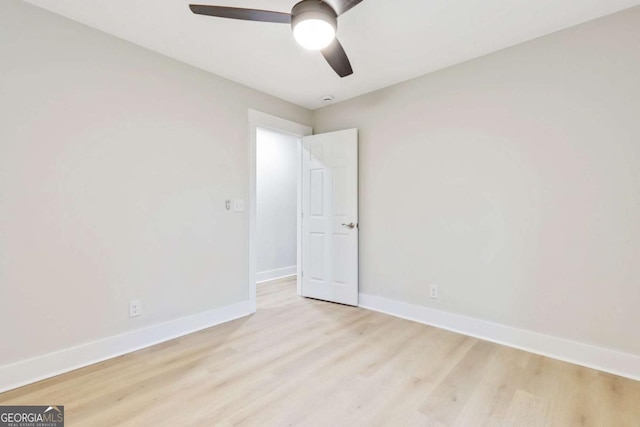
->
[248,110,312,313]
[255,128,299,299]
[248,110,359,312]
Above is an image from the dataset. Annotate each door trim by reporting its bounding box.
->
[248,109,312,313]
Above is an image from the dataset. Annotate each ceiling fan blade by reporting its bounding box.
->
[321,0,364,16]
[321,38,353,78]
[189,5,291,23]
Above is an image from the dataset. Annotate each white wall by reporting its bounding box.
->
[256,128,299,281]
[313,7,640,356]
[0,0,310,368]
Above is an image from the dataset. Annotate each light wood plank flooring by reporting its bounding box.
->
[1,280,639,426]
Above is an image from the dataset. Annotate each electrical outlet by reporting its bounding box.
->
[430,284,439,299]
[129,300,142,317]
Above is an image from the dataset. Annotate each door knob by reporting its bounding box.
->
[341,223,357,229]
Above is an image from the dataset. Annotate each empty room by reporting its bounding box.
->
[1,0,639,425]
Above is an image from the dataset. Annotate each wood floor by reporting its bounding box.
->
[1,280,639,426]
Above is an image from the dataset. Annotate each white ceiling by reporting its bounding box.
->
[23,0,639,109]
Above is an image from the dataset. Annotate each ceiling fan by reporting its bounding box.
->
[189,0,366,78]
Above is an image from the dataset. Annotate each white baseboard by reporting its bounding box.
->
[0,300,251,394]
[359,293,640,381]
[258,275,297,286]
[256,266,297,283]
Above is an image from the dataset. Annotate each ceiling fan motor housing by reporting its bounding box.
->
[291,0,338,33]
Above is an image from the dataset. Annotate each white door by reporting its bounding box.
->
[302,129,358,306]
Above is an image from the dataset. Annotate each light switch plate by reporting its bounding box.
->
[233,199,245,212]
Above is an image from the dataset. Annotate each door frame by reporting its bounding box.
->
[248,109,312,313]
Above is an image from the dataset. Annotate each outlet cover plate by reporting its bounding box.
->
[129,300,142,317]
[430,284,439,299]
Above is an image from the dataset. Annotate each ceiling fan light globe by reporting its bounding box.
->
[293,18,336,50]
